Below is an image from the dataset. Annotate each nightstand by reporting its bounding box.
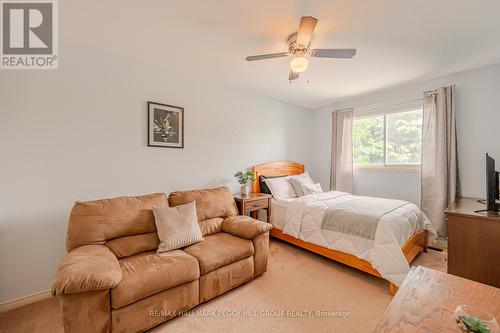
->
[233,193,272,222]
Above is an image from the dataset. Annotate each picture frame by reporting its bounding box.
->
[147,101,184,148]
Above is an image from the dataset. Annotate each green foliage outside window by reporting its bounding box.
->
[353,109,422,166]
[352,116,384,165]
[386,110,422,164]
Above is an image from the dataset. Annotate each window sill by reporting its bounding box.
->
[354,165,421,173]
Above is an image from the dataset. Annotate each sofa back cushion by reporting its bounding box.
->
[66,193,168,251]
[199,217,223,236]
[168,186,238,222]
[105,233,160,259]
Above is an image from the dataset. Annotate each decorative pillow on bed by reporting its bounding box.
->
[289,172,315,196]
[152,201,203,253]
[264,176,297,198]
[302,183,323,195]
[259,175,284,195]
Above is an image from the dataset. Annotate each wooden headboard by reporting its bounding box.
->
[251,161,304,193]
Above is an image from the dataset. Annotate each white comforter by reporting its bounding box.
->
[281,191,437,286]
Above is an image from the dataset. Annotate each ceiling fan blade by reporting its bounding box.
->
[311,49,357,58]
[296,16,318,47]
[245,52,288,61]
[289,70,299,81]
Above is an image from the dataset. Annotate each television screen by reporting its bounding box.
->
[486,153,500,211]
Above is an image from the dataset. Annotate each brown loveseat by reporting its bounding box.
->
[51,186,272,333]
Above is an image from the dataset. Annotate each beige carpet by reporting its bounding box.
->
[0,240,447,333]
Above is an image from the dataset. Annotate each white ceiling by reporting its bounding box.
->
[74,0,500,109]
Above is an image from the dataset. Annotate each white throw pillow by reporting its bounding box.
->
[302,183,323,195]
[152,201,203,253]
[289,172,315,196]
[264,176,297,198]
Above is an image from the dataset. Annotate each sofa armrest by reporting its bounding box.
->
[222,215,273,240]
[52,245,122,296]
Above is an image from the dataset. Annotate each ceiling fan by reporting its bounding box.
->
[245,16,356,81]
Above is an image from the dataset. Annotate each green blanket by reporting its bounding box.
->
[321,197,408,240]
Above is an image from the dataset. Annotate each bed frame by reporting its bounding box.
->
[252,161,428,295]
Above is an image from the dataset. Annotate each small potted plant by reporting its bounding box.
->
[454,305,498,333]
[456,316,494,333]
[234,171,256,196]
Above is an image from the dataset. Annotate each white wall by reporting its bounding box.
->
[310,62,500,202]
[353,171,421,205]
[0,37,312,304]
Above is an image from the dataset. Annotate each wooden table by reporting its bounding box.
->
[373,266,500,332]
[233,193,272,220]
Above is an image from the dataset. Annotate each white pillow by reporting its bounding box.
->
[289,172,315,196]
[302,183,323,195]
[264,176,297,198]
[152,201,203,253]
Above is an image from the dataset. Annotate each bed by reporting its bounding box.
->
[252,161,436,294]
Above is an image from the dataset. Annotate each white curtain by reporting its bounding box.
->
[330,109,354,193]
[421,86,460,237]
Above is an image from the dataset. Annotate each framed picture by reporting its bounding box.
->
[148,101,184,148]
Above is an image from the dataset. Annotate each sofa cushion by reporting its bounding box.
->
[168,187,238,221]
[153,201,204,253]
[66,193,168,251]
[183,233,254,275]
[111,250,199,309]
[199,217,223,236]
[105,233,160,259]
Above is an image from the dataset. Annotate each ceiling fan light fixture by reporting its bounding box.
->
[290,56,308,73]
[244,16,356,80]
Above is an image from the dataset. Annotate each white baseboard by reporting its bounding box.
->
[0,289,52,313]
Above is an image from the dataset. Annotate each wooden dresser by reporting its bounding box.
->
[445,197,500,288]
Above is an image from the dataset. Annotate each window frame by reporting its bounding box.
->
[352,99,423,172]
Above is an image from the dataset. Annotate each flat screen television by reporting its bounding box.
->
[486,153,500,211]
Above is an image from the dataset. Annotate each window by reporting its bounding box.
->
[352,101,423,169]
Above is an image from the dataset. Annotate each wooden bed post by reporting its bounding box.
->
[423,229,428,253]
[389,283,398,296]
